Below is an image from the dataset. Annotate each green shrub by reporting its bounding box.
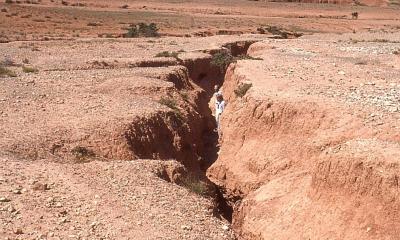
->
[210,52,234,71]
[180,175,208,196]
[234,83,252,98]
[211,52,262,72]
[159,97,178,110]
[372,39,389,43]
[180,92,189,102]
[71,146,95,162]
[155,51,179,59]
[158,97,183,118]
[124,27,139,38]
[22,65,38,73]
[0,65,16,77]
[235,54,263,61]
[123,22,159,38]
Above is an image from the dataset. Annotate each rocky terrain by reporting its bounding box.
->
[0,158,233,239]
[1,0,400,42]
[1,0,400,239]
[0,33,266,239]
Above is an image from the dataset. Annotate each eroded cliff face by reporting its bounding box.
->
[207,39,400,239]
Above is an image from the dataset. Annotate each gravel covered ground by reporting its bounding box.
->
[0,158,234,240]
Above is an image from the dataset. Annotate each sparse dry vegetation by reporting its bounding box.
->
[235,55,263,61]
[155,51,179,59]
[71,146,95,162]
[123,23,159,38]
[234,83,252,97]
[180,175,208,196]
[87,22,101,27]
[211,52,235,71]
[180,92,189,102]
[159,97,178,110]
[355,60,368,65]
[211,52,262,71]
[0,65,17,78]
[350,38,400,44]
[22,65,38,73]
[158,97,182,117]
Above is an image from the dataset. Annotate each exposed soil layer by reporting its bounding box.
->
[1,1,400,239]
[0,34,263,239]
[207,31,400,239]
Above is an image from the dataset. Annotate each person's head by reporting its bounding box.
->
[217,94,223,102]
[214,85,219,92]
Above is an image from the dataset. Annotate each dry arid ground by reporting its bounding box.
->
[1,0,400,239]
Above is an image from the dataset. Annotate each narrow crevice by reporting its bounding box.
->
[135,40,257,224]
[214,187,233,222]
[182,41,256,223]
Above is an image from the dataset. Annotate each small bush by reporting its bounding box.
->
[22,65,38,73]
[124,27,139,38]
[393,50,400,55]
[355,59,368,65]
[71,146,95,162]
[180,92,189,102]
[235,54,263,61]
[159,97,178,110]
[5,0,14,3]
[123,23,159,38]
[211,52,234,72]
[372,39,389,43]
[155,51,179,59]
[22,58,29,64]
[120,4,128,9]
[87,22,101,27]
[158,97,182,117]
[211,52,262,72]
[180,175,208,196]
[71,2,86,7]
[234,83,252,98]
[0,65,17,77]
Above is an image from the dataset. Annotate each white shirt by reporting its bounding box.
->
[216,100,225,115]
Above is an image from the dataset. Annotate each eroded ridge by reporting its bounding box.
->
[207,33,400,239]
[0,35,263,239]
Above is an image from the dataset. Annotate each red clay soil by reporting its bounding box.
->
[1,1,400,239]
[0,34,264,239]
[207,31,400,239]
